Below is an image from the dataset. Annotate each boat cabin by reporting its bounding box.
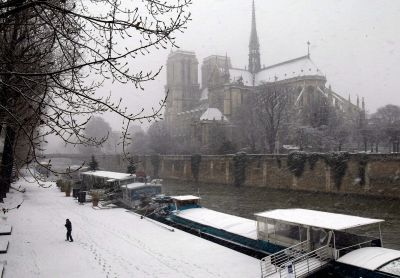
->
[80,171,137,190]
[255,208,384,258]
[170,195,201,211]
[121,180,162,208]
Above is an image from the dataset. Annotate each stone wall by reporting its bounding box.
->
[141,153,400,199]
[47,153,400,198]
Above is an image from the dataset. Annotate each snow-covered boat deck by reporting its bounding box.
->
[176,207,258,240]
[0,178,260,278]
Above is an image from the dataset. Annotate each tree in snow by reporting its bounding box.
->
[373,105,400,152]
[88,155,99,171]
[254,84,290,154]
[0,0,192,195]
[79,116,112,155]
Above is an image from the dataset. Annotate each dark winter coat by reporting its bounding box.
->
[65,220,72,231]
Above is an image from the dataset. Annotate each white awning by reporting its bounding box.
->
[337,247,400,271]
[171,195,201,201]
[176,207,257,239]
[254,209,384,230]
[81,171,133,180]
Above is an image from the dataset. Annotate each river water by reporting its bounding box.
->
[162,180,400,250]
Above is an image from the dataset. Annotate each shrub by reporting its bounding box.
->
[287,151,308,177]
[233,152,247,186]
[191,154,202,182]
[307,153,320,170]
[150,154,160,178]
[64,181,72,197]
[324,152,350,189]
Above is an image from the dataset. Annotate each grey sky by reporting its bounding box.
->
[89,0,400,131]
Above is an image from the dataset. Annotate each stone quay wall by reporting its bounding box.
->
[140,154,400,199]
[47,153,400,198]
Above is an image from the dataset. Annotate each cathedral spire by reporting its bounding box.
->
[223,52,230,83]
[248,0,261,74]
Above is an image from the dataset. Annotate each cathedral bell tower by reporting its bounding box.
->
[164,51,200,127]
[248,0,261,74]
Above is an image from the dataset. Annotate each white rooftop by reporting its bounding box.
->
[228,56,324,87]
[337,247,400,271]
[81,171,134,180]
[229,68,253,85]
[200,108,228,121]
[255,56,323,84]
[171,195,201,201]
[176,207,257,240]
[123,182,161,190]
[254,209,384,230]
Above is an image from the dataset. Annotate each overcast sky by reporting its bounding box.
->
[87,0,400,131]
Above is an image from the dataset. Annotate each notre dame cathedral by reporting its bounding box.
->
[164,1,365,154]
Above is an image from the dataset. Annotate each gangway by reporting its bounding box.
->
[260,243,332,278]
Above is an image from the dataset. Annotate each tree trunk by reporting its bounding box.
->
[0,126,16,199]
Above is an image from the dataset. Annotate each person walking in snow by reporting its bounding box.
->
[65,219,73,242]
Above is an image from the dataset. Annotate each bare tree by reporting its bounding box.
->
[373,105,400,152]
[232,95,261,153]
[147,121,174,154]
[254,84,289,153]
[0,0,192,196]
[78,116,112,155]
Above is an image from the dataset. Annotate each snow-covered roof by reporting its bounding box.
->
[255,56,324,84]
[171,195,201,201]
[81,171,134,180]
[200,87,209,101]
[200,108,228,121]
[176,102,208,116]
[176,207,257,239]
[123,182,161,190]
[254,209,384,230]
[337,247,400,271]
[229,68,253,86]
[227,56,324,87]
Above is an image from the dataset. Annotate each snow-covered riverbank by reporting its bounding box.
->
[0,178,260,278]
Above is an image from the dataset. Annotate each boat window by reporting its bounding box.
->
[266,221,302,246]
[310,227,329,249]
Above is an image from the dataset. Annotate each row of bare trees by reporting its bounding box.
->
[360,104,400,153]
[0,0,192,200]
[233,84,400,154]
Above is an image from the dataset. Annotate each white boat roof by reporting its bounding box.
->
[81,171,134,180]
[337,247,400,271]
[254,209,384,230]
[122,182,161,190]
[176,207,257,240]
[171,195,201,201]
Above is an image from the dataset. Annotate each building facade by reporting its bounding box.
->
[164,1,365,153]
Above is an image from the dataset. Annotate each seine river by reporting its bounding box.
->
[162,180,400,250]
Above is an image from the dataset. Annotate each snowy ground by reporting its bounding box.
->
[0,178,260,278]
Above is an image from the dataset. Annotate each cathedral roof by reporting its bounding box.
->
[227,55,324,86]
[255,55,324,84]
[229,68,253,86]
[200,108,228,122]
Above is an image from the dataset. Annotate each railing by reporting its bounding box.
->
[260,240,309,277]
[260,243,333,278]
[289,244,332,278]
[335,239,378,259]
